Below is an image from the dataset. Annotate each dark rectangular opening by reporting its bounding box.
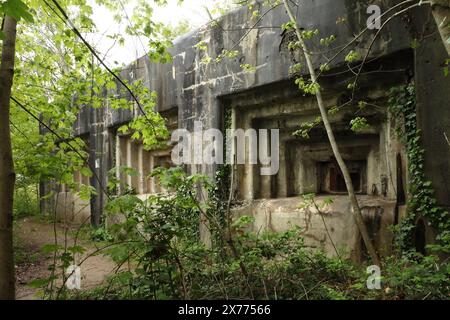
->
[319,160,366,194]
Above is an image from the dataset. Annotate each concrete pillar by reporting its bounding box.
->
[259,132,272,199]
[130,142,139,191]
[115,134,121,194]
[119,136,127,185]
[89,105,107,227]
[138,144,144,194]
[74,170,82,191]
[142,150,151,194]
[126,137,132,187]
[243,116,255,200]
[149,153,155,194]
[277,140,287,198]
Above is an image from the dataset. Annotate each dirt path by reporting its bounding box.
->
[14,217,118,300]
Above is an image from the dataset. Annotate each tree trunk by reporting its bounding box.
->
[431,0,450,56]
[282,1,380,265]
[0,16,18,300]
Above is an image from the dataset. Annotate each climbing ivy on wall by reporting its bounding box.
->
[388,83,450,251]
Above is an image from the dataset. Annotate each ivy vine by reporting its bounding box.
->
[388,83,450,251]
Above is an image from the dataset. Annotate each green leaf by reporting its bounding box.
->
[344,50,360,63]
[28,277,53,289]
[41,244,63,254]
[350,117,370,132]
[80,167,93,178]
[1,0,34,22]
[67,245,86,254]
[79,184,97,200]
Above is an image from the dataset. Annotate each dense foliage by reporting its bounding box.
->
[55,167,448,300]
[5,0,187,218]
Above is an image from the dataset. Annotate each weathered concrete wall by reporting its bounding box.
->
[233,196,396,261]
[414,7,450,210]
[54,192,91,224]
[223,49,410,260]
[72,0,412,133]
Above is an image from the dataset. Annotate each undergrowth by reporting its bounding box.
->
[68,167,449,300]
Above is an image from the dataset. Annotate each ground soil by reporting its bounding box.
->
[14,216,118,300]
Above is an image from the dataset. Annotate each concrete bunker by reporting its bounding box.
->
[39,0,450,262]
